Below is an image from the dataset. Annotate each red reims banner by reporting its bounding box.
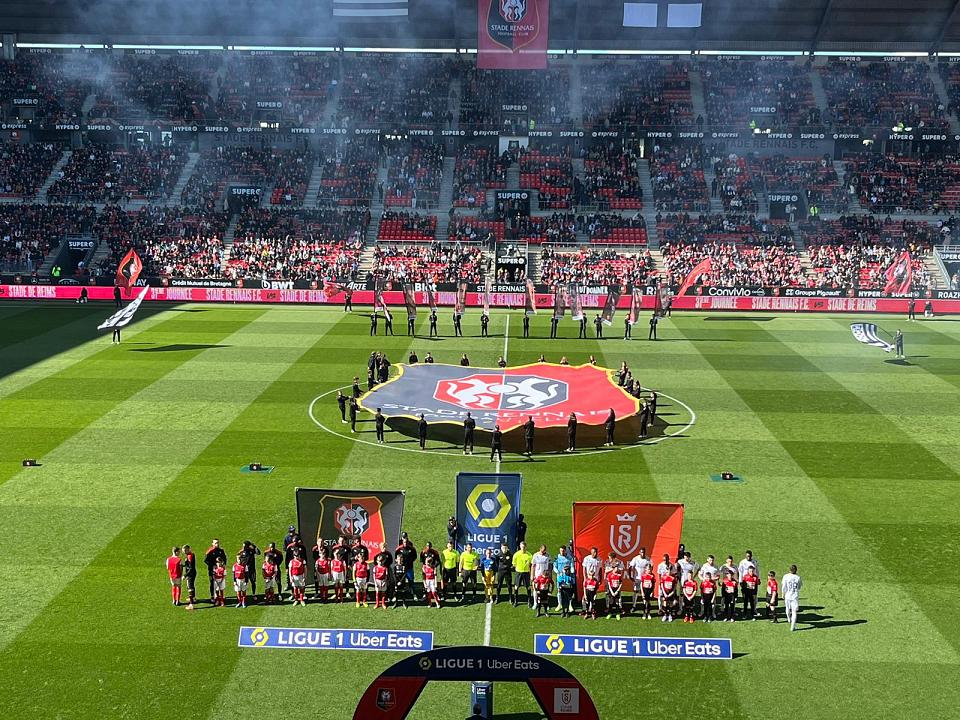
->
[573,501,684,581]
[478,0,549,70]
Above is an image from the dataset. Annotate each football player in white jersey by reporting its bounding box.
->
[781,564,803,631]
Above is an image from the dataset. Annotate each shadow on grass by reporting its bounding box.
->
[704,316,777,322]
[795,607,866,631]
[131,343,230,352]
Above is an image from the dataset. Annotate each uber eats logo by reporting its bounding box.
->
[467,484,512,528]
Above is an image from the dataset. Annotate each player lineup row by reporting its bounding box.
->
[165,537,804,629]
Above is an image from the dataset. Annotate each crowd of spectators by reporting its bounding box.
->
[0,204,96,273]
[0,52,95,123]
[90,54,217,122]
[182,147,315,209]
[372,241,485,284]
[711,152,759,213]
[318,140,378,206]
[215,54,335,125]
[701,58,820,127]
[750,155,847,213]
[448,216,503,245]
[383,141,444,209]
[92,205,228,279]
[843,153,960,214]
[582,59,694,128]
[578,146,643,210]
[583,213,648,244]
[806,242,931,291]
[460,67,571,128]
[226,207,367,282]
[650,143,709,213]
[337,55,455,127]
[660,240,806,288]
[819,60,948,131]
[519,144,573,209]
[452,145,507,208]
[377,211,437,243]
[48,144,186,203]
[0,141,62,197]
[539,247,657,287]
[657,212,795,247]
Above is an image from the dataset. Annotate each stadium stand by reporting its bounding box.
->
[0,52,95,122]
[377,211,437,243]
[520,144,573,209]
[581,59,694,128]
[460,67,571,129]
[701,58,820,127]
[383,141,444,209]
[0,141,62,198]
[452,145,507,208]
[0,204,97,273]
[372,242,486,283]
[579,146,644,210]
[48,144,186,203]
[539,247,657,287]
[337,55,455,126]
[843,153,960,214]
[650,143,710,213]
[317,140,378,207]
[215,54,335,124]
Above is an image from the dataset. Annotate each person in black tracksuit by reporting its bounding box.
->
[384,314,394,335]
[522,314,530,338]
[490,425,503,462]
[418,414,428,449]
[349,397,358,433]
[463,413,476,455]
[579,316,587,338]
[550,316,558,339]
[407,314,416,335]
[481,314,489,337]
[337,391,347,423]
[453,313,463,337]
[375,409,386,443]
[594,314,603,338]
[649,314,658,340]
[624,317,632,339]
[264,542,284,599]
[495,544,514,604]
[604,409,616,446]
[370,313,378,336]
[241,540,261,599]
[523,416,535,457]
[429,311,438,337]
[639,401,650,439]
[344,289,352,312]
[352,376,361,398]
[566,412,577,452]
[114,285,123,308]
[204,540,227,601]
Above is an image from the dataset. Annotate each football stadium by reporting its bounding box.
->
[3,1,960,718]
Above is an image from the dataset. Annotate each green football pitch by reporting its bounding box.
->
[1,301,959,720]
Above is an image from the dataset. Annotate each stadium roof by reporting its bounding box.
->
[5,0,960,54]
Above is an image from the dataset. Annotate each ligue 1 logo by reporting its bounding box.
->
[434,373,567,411]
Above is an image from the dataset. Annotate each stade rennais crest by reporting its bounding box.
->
[359,362,639,431]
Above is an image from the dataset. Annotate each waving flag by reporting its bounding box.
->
[676,257,712,297]
[524,278,537,315]
[374,277,392,322]
[483,276,492,316]
[883,251,913,295]
[568,282,583,321]
[403,283,417,320]
[322,280,346,300]
[627,286,644,325]
[600,285,621,326]
[850,323,893,352]
[98,286,149,330]
[115,249,143,289]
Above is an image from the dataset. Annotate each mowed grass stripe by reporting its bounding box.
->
[666,315,960,718]
[206,312,502,720]
[0,307,315,661]
[0,307,261,486]
[0,304,175,400]
[0,307,352,719]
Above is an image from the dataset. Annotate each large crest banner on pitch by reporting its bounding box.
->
[455,472,523,553]
[572,501,684,579]
[296,488,405,582]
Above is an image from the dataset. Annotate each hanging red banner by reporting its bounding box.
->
[478,0,550,70]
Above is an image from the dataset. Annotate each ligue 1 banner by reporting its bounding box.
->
[295,488,405,582]
[478,0,550,70]
[572,502,684,582]
[455,473,523,553]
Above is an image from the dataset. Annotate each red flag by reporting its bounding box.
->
[478,0,549,70]
[115,249,143,289]
[883,250,912,295]
[573,501,684,588]
[322,280,345,299]
[676,257,712,297]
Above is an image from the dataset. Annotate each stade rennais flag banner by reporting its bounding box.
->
[478,0,550,70]
[573,502,684,579]
[455,473,523,552]
[296,488,405,582]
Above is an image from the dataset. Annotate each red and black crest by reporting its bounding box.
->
[485,0,542,52]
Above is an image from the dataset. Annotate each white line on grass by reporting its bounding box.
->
[484,315,509,646]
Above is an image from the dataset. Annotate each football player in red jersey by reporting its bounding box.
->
[680,575,698,623]
[700,573,716,622]
[741,565,760,620]
[422,556,441,608]
[373,557,390,609]
[314,546,332,602]
[289,551,307,606]
[212,558,227,607]
[638,569,656,619]
[262,555,278,604]
[232,554,248,608]
[165,547,183,606]
[659,569,678,622]
[581,570,599,619]
[533,572,553,618]
[766,570,779,623]
[721,570,738,621]
[604,563,623,620]
[353,556,370,607]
